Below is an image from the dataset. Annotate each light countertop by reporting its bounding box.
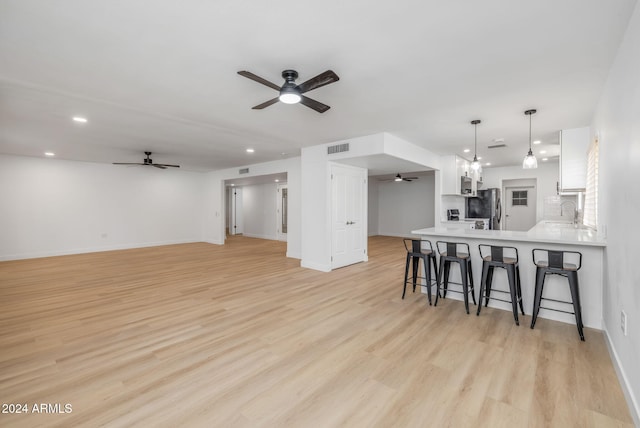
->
[412,221,606,247]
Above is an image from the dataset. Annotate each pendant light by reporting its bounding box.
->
[523,109,538,169]
[470,119,481,171]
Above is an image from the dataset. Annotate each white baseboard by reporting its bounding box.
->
[603,325,640,427]
[300,260,331,272]
[286,251,301,260]
[0,239,199,261]
[242,233,278,241]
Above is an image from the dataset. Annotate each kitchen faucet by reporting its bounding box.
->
[560,200,578,225]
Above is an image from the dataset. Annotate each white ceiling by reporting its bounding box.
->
[0,0,636,171]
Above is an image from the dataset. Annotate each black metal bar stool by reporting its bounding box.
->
[402,239,439,305]
[530,249,584,340]
[435,241,476,313]
[476,245,525,325]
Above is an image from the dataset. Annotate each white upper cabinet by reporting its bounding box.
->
[441,155,474,195]
[559,127,590,191]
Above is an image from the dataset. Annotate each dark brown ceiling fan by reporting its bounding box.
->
[113,152,179,169]
[238,69,339,113]
[379,173,419,182]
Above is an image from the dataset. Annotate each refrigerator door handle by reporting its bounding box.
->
[497,199,502,222]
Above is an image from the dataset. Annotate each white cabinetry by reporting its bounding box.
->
[559,127,590,191]
[441,155,471,195]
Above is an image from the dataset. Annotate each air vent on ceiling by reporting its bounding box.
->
[327,143,349,155]
[487,144,507,149]
[239,167,250,174]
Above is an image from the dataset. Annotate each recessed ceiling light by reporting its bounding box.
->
[463,149,470,153]
[533,140,541,145]
[72,116,88,123]
[44,152,55,157]
[275,179,279,182]
[485,162,491,166]
[477,156,482,160]
[542,158,549,161]
[230,183,235,186]
[246,148,255,153]
[540,150,547,154]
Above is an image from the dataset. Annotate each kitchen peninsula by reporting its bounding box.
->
[411,222,606,329]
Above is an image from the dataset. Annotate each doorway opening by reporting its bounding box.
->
[224,172,288,242]
[502,178,537,231]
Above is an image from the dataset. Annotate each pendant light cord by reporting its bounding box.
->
[529,113,532,151]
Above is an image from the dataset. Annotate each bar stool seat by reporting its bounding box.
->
[476,245,524,325]
[402,239,439,305]
[435,241,476,314]
[530,249,585,341]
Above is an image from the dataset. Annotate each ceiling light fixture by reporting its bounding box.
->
[44,152,55,156]
[394,174,403,182]
[278,71,302,104]
[470,119,481,171]
[540,150,547,154]
[246,148,255,153]
[486,162,491,166]
[463,149,470,153]
[523,109,538,169]
[542,158,549,161]
[72,116,88,123]
[533,140,541,145]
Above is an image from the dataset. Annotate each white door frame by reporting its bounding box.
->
[276,183,288,242]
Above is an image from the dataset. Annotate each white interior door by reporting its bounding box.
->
[276,184,288,241]
[504,186,537,231]
[331,164,367,269]
[230,187,243,235]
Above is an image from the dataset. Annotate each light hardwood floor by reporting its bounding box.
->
[0,236,633,427]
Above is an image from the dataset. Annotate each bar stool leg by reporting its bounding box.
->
[568,271,585,341]
[477,261,490,316]
[402,253,411,299]
[424,255,432,306]
[506,264,519,326]
[516,265,525,315]
[442,260,451,298]
[459,260,470,314]
[467,259,476,305]
[435,257,445,306]
[485,266,494,306]
[412,256,419,293]
[530,268,546,329]
[431,255,441,298]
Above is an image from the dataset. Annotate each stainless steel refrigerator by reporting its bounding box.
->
[465,188,502,230]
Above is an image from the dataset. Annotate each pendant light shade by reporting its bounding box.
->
[523,109,538,169]
[470,119,481,171]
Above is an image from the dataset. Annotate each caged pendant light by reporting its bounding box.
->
[523,109,538,169]
[470,119,481,171]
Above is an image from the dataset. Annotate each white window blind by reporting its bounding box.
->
[583,138,599,229]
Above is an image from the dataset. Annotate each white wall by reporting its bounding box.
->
[301,133,441,271]
[376,172,435,237]
[367,180,379,236]
[0,154,205,260]
[203,157,301,259]
[481,161,559,223]
[242,182,278,240]
[592,2,640,423]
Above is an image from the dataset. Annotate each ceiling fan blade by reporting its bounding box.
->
[252,97,280,109]
[112,162,144,165]
[238,71,281,91]
[403,179,413,182]
[296,70,339,94]
[157,164,180,168]
[153,164,168,169]
[300,96,330,113]
[404,177,419,180]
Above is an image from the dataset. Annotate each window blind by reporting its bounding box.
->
[583,138,599,229]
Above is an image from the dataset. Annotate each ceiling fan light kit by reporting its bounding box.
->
[238,69,339,113]
[523,109,538,169]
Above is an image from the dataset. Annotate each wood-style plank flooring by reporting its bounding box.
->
[0,235,633,427]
